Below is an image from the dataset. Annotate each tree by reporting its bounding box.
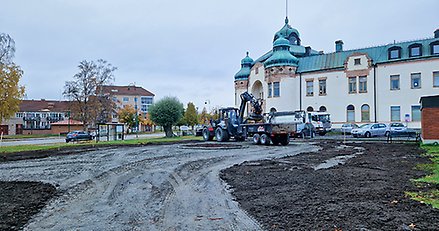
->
[63,59,117,129]
[198,107,210,125]
[149,96,184,137]
[184,102,198,129]
[0,33,25,124]
[117,105,145,132]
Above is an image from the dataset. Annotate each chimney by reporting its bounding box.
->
[335,40,344,52]
[305,46,311,56]
[435,29,439,38]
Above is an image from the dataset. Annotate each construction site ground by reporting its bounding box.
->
[0,140,438,230]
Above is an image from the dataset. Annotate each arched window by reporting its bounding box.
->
[307,106,314,112]
[319,106,327,112]
[270,107,277,113]
[388,46,402,60]
[347,105,355,122]
[361,104,370,122]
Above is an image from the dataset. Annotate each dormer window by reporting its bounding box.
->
[431,41,439,55]
[354,58,361,65]
[388,46,401,60]
[409,44,422,57]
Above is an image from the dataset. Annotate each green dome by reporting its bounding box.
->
[264,37,299,68]
[235,52,253,80]
[274,17,301,46]
[241,52,254,65]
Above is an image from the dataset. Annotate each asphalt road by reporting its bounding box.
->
[0,141,317,230]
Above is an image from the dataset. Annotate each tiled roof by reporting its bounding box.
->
[101,85,155,97]
[19,100,70,112]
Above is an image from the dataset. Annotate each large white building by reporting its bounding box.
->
[234,17,439,128]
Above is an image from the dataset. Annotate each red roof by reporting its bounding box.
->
[51,119,83,125]
[19,100,70,112]
[101,85,155,97]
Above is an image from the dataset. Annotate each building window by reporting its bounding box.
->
[123,97,129,102]
[388,46,402,59]
[273,82,280,97]
[354,58,361,65]
[411,105,421,122]
[431,41,439,55]
[306,106,314,112]
[319,106,327,112]
[348,77,357,94]
[306,80,314,96]
[347,105,355,122]
[359,76,367,93]
[391,106,401,121]
[268,83,272,98]
[319,79,326,95]
[141,97,153,105]
[141,105,149,112]
[361,104,370,122]
[390,75,400,90]
[255,67,259,75]
[411,73,421,89]
[434,71,439,87]
[409,44,422,57]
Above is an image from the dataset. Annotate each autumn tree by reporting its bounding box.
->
[149,96,184,137]
[0,33,25,124]
[63,59,117,129]
[184,102,198,129]
[117,105,145,132]
[198,107,210,125]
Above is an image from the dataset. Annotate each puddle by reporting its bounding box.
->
[314,147,365,170]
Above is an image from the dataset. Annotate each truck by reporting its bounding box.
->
[202,92,299,145]
[294,111,332,137]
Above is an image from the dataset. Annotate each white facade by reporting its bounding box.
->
[234,21,439,129]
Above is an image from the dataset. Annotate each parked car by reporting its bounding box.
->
[66,131,94,143]
[351,123,387,138]
[385,122,407,136]
[341,123,359,134]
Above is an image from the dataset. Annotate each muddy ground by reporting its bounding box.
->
[0,140,438,230]
[221,141,439,230]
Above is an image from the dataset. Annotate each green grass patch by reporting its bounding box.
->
[0,136,203,154]
[407,144,439,209]
[2,134,60,139]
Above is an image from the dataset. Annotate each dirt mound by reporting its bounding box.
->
[0,181,57,231]
[221,141,439,230]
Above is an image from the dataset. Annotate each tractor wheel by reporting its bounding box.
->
[215,127,229,142]
[252,134,261,145]
[260,134,271,145]
[203,128,213,141]
[272,137,280,145]
[280,134,290,146]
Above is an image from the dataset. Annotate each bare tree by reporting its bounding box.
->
[0,33,15,65]
[63,59,117,129]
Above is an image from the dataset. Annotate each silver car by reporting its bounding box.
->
[351,123,388,138]
[341,123,359,134]
[385,122,407,137]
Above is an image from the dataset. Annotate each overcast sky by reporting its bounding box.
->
[1,0,438,111]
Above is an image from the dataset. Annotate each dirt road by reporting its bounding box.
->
[0,142,317,230]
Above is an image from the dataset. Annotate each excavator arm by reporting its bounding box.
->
[239,92,264,122]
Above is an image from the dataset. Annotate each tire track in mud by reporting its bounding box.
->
[0,142,317,231]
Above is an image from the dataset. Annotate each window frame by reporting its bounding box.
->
[358,76,367,93]
[348,77,357,94]
[319,79,327,96]
[306,80,314,96]
[431,41,439,55]
[361,104,370,122]
[411,73,422,89]
[390,75,400,90]
[390,106,401,122]
[408,43,422,57]
[433,71,439,88]
[388,46,402,60]
[354,58,361,65]
[346,105,355,122]
[273,82,280,97]
[268,83,272,98]
[411,105,421,122]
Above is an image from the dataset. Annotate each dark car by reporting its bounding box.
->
[66,131,94,143]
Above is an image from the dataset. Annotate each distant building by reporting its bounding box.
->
[101,85,155,131]
[234,17,439,128]
[1,99,70,135]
